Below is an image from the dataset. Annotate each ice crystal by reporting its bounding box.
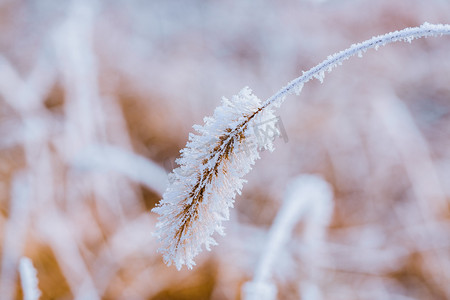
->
[152,87,277,269]
[293,83,304,96]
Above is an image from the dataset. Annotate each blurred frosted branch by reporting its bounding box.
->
[91,214,161,297]
[19,257,41,300]
[52,0,102,153]
[71,144,168,195]
[52,0,144,221]
[242,175,333,300]
[0,172,31,300]
[373,90,447,215]
[36,208,100,300]
[373,90,450,294]
[0,53,56,149]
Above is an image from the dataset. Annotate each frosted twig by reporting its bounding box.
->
[262,22,450,110]
[71,144,168,195]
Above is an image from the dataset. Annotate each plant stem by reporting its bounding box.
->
[262,22,450,110]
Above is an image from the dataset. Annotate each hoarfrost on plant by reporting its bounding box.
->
[152,87,277,269]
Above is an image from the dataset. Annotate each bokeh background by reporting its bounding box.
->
[1,0,450,299]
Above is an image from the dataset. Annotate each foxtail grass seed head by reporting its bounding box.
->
[152,87,278,269]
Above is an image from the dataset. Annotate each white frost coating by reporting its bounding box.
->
[261,22,450,110]
[256,175,333,283]
[152,87,277,270]
[19,257,41,300]
[243,175,333,300]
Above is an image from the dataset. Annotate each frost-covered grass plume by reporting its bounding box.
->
[152,22,450,270]
[152,88,278,269]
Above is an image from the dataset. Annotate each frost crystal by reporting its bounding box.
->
[152,87,277,269]
[293,83,303,96]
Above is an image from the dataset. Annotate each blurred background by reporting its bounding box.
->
[1,0,450,299]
